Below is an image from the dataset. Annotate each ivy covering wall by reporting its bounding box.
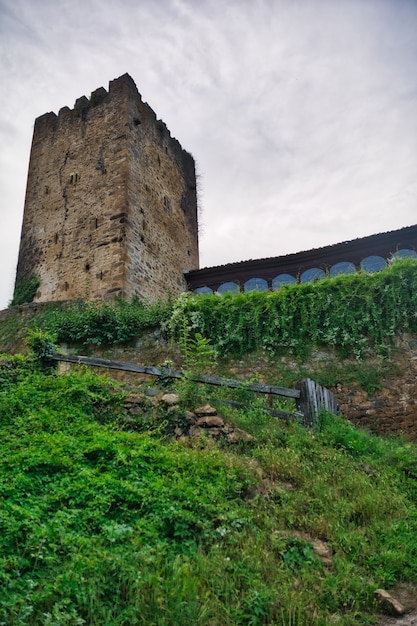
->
[11,275,40,306]
[168,259,417,358]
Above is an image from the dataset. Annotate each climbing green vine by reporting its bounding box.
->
[33,259,417,359]
[167,259,417,359]
[10,274,40,306]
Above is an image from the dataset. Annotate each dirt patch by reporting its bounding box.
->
[378,612,417,625]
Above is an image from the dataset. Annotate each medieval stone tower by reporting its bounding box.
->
[14,73,199,303]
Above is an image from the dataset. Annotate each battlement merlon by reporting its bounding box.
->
[31,73,196,195]
[108,72,141,98]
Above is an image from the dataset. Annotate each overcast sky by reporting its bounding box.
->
[1,0,416,309]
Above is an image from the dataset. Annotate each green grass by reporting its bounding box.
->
[1,360,417,625]
[0,312,21,352]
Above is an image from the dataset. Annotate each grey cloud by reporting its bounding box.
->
[0,0,416,306]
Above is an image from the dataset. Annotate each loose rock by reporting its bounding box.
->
[160,393,180,406]
[194,404,218,416]
[185,411,197,424]
[196,415,225,428]
[375,589,406,616]
[227,428,254,443]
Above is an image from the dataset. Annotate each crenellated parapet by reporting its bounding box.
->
[32,74,186,151]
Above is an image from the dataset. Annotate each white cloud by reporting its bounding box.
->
[0,0,416,307]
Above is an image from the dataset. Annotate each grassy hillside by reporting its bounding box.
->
[1,351,417,625]
[1,259,417,624]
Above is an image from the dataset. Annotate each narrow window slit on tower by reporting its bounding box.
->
[163,196,171,213]
[85,262,90,271]
[96,155,106,174]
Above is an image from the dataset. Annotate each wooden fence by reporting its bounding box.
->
[50,353,338,427]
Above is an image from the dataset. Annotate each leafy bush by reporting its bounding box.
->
[26,328,58,371]
[38,296,172,345]
[0,353,32,390]
[176,315,218,408]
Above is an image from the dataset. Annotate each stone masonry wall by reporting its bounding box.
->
[15,74,199,303]
[334,336,417,440]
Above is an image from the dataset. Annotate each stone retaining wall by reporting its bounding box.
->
[332,336,417,440]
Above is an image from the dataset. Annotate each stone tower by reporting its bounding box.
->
[14,74,199,303]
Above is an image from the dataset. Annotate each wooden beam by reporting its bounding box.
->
[50,353,301,398]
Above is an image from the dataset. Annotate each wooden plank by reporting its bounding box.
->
[50,353,181,377]
[50,353,301,398]
[298,378,338,428]
[295,379,310,427]
[194,373,301,398]
[310,379,319,427]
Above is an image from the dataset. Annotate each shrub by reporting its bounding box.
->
[38,296,172,345]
